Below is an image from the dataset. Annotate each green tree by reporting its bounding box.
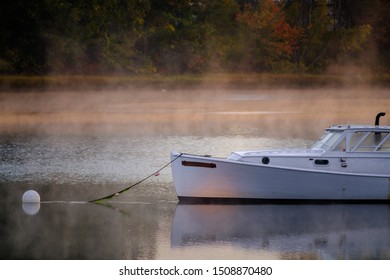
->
[282,0,374,72]
[142,0,239,73]
[301,0,332,71]
[44,0,151,74]
[343,0,390,71]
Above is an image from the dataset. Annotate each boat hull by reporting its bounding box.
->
[171,153,390,201]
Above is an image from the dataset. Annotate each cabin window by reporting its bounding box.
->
[262,157,270,164]
[351,131,390,152]
[377,134,390,151]
[332,137,346,151]
[350,132,366,148]
[312,131,343,150]
[314,159,329,166]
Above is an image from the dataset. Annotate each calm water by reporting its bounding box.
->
[1,87,390,259]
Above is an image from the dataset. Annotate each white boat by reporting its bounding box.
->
[171,112,390,202]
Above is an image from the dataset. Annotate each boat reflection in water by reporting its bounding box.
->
[171,203,390,259]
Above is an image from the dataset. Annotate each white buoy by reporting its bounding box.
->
[22,190,41,203]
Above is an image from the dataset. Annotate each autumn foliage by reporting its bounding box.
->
[236,0,302,71]
[0,0,388,75]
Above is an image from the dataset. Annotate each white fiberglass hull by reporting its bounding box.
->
[171,152,390,201]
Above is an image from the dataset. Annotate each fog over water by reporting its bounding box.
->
[1,85,390,259]
[1,86,389,137]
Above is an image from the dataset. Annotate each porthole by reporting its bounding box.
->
[314,159,329,166]
[262,157,270,164]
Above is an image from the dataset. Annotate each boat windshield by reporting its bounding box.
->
[311,131,343,150]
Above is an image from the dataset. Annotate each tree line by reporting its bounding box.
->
[1,0,389,75]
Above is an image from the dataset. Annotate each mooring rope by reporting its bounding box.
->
[89,153,182,203]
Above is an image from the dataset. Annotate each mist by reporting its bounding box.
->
[1,85,389,138]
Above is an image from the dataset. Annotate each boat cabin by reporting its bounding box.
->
[312,125,390,153]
